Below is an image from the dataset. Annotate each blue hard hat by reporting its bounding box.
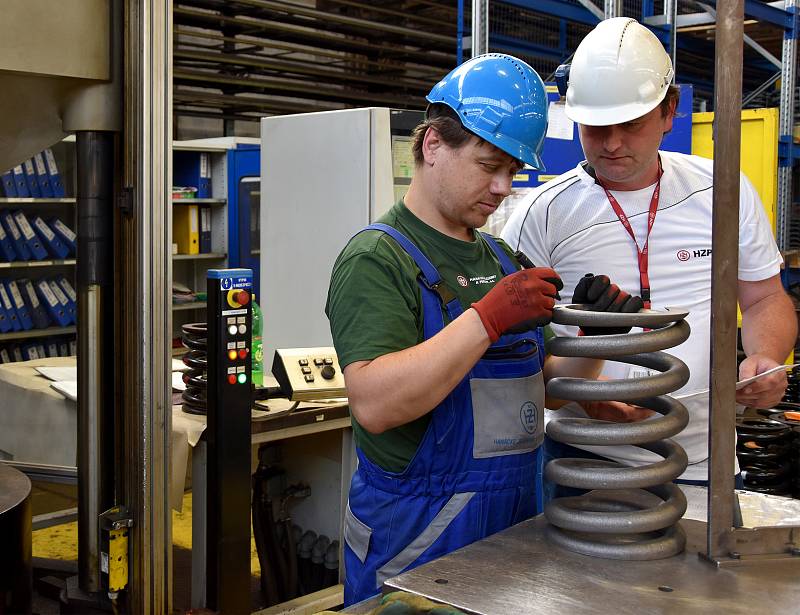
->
[426,53,548,170]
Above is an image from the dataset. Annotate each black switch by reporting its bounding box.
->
[304,374,314,383]
[320,365,336,380]
[298,358,308,366]
[301,367,312,374]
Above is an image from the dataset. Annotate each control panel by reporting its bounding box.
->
[271,347,347,401]
[204,268,252,614]
[222,287,251,386]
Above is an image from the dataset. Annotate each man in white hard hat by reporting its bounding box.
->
[502,17,796,491]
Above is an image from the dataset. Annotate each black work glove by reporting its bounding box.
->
[572,273,643,335]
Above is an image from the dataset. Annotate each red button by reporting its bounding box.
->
[238,349,248,359]
[235,290,250,306]
[227,374,236,385]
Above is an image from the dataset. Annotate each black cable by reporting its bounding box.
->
[252,470,280,605]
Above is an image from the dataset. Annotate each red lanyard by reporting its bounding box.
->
[598,166,662,309]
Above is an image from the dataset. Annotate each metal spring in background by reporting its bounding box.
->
[736,417,796,496]
[544,306,691,560]
[181,322,208,415]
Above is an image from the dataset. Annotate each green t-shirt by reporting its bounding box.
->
[326,200,535,473]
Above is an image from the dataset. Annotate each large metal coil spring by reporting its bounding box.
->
[181,323,208,415]
[544,305,691,560]
[737,416,797,496]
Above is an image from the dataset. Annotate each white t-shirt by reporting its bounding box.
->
[501,150,782,480]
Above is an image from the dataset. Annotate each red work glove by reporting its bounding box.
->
[472,268,563,342]
[572,273,643,335]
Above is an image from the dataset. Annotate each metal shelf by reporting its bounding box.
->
[172,198,226,205]
[172,0,452,124]
[0,197,76,204]
[172,302,206,311]
[172,253,225,260]
[0,259,75,269]
[0,326,76,341]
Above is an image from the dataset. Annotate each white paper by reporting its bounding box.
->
[172,370,187,392]
[735,363,800,390]
[50,380,77,402]
[545,102,574,140]
[35,365,78,382]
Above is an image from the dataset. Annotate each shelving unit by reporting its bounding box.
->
[0,259,75,269]
[172,301,207,311]
[0,197,76,205]
[172,253,225,261]
[172,197,225,206]
[171,139,232,344]
[0,325,76,341]
[0,137,78,362]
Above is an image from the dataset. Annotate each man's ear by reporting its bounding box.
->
[421,126,442,164]
[663,98,677,134]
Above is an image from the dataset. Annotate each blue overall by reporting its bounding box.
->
[342,223,545,605]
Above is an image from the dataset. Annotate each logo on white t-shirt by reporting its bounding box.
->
[677,248,712,262]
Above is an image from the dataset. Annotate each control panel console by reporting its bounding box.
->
[271,347,347,401]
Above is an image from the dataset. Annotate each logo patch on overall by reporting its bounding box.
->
[520,401,537,434]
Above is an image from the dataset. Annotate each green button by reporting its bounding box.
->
[237,373,247,384]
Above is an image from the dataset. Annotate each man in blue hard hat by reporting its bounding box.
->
[326,54,642,605]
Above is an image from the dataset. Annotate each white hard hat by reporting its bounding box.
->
[565,17,674,126]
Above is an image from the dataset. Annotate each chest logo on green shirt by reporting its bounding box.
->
[468,274,498,286]
[456,275,468,287]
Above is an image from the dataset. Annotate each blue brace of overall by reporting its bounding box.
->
[342,223,546,605]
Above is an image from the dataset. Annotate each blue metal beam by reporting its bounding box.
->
[703,0,794,30]
[499,0,600,27]
[491,34,571,62]
[499,1,777,72]
[457,0,464,65]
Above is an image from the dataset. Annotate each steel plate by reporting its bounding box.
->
[384,515,800,614]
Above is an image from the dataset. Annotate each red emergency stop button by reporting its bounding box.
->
[227,374,237,385]
[238,349,248,359]
[227,289,250,308]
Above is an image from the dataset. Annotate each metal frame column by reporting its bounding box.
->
[664,0,677,80]
[76,131,117,593]
[122,0,173,612]
[604,0,623,18]
[706,0,744,560]
[777,0,798,251]
[471,0,489,57]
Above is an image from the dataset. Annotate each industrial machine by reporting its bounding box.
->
[261,107,423,363]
